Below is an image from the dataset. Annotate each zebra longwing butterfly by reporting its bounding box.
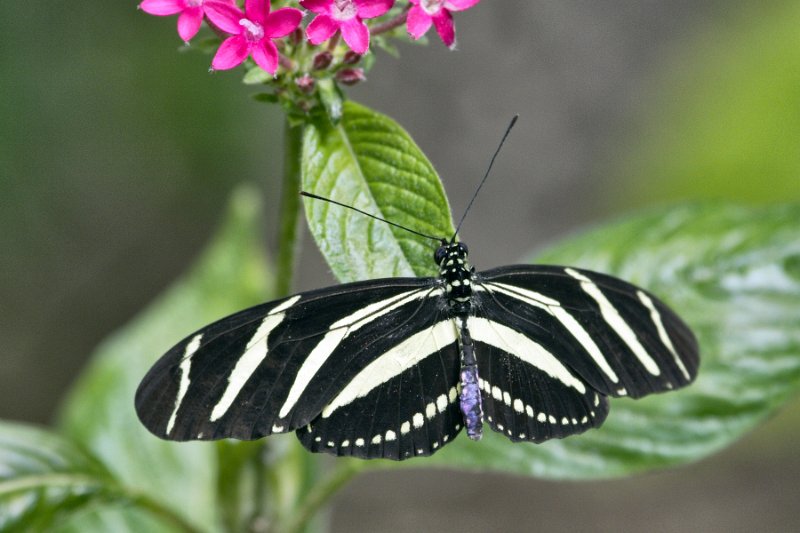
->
[135,122,699,461]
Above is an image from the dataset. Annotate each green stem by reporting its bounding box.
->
[280,459,365,533]
[129,491,205,533]
[274,118,305,298]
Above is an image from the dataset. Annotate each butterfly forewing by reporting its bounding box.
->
[135,278,442,441]
[474,265,699,399]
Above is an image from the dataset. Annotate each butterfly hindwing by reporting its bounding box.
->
[135,278,445,442]
[296,325,463,460]
[469,317,609,442]
[474,265,699,399]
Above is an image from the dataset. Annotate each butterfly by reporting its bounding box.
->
[135,119,699,461]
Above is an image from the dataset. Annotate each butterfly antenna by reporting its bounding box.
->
[451,115,519,242]
[300,191,444,243]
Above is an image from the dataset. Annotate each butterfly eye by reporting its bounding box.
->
[457,242,469,256]
[434,246,447,265]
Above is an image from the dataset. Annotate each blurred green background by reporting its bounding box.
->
[1,1,799,531]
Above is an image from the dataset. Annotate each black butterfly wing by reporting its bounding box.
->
[135,276,462,460]
[295,319,464,459]
[470,322,609,442]
[474,265,699,400]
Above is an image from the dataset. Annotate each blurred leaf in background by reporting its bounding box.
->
[603,1,800,208]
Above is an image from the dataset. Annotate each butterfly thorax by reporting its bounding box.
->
[435,241,474,316]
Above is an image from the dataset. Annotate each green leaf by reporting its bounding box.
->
[302,101,454,282]
[0,421,193,532]
[0,421,114,531]
[243,66,272,85]
[393,203,798,479]
[57,186,272,530]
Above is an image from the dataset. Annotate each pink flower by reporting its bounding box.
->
[139,0,232,43]
[300,0,394,55]
[407,0,480,49]
[204,0,303,74]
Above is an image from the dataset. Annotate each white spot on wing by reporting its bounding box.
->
[413,412,425,428]
[513,399,524,414]
[400,421,411,434]
[426,402,436,419]
[436,394,448,412]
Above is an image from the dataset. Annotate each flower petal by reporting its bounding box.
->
[251,40,279,74]
[444,0,481,11]
[406,5,432,40]
[354,0,393,19]
[299,0,331,15]
[340,18,370,54]
[139,0,185,16]
[264,7,304,38]
[306,15,339,45]
[211,35,250,70]
[177,7,204,41]
[432,10,455,48]
[204,1,245,34]
[245,0,269,24]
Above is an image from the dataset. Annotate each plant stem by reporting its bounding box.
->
[280,459,365,533]
[274,118,304,298]
[371,5,411,36]
[130,491,206,533]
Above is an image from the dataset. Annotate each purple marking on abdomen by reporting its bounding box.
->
[459,365,483,440]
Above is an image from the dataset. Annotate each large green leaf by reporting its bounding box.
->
[302,101,454,282]
[0,421,113,531]
[0,421,191,532]
[386,203,799,478]
[57,186,272,531]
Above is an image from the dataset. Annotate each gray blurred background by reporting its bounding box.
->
[2,1,799,531]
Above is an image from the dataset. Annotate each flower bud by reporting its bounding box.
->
[342,51,362,65]
[335,68,365,86]
[313,51,333,70]
[295,74,315,94]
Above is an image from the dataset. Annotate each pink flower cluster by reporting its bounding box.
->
[139,0,481,74]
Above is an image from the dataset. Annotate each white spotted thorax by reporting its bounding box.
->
[435,241,474,313]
